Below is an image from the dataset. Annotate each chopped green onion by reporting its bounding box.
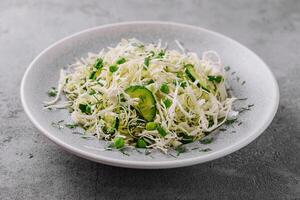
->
[208,75,223,83]
[163,98,172,108]
[160,83,169,94]
[93,58,103,69]
[144,57,150,67]
[157,125,167,137]
[145,122,157,131]
[109,65,118,73]
[116,57,126,65]
[79,104,92,114]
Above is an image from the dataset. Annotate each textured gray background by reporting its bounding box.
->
[0,0,299,199]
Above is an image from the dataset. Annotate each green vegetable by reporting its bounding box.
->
[160,83,169,94]
[157,50,165,58]
[79,104,92,114]
[137,138,147,148]
[179,133,194,144]
[185,64,210,92]
[104,116,119,134]
[208,75,223,83]
[175,145,187,156]
[200,137,213,144]
[224,66,230,71]
[47,87,57,97]
[65,124,78,129]
[157,125,167,137]
[163,98,172,108]
[225,119,237,125]
[144,57,150,67]
[109,65,118,73]
[113,137,125,149]
[116,57,126,65]
[146,122,157,130]
[93,58,103,69]
[125,85,156,121]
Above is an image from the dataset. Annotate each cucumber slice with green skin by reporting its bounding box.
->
[104,115,119,134]
[185,64,210,92]
[125,85,156,122]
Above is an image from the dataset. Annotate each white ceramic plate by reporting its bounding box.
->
[21,21,279,169]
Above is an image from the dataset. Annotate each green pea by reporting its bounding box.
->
[145,122,157,131]
[113,137,125,149]
[137,138,147,148]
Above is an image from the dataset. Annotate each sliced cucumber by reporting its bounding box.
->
[125,85,156,122]
[185,64,210,92]
[104,115,119,134]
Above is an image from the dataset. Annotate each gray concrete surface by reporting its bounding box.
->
[0,0,299,199]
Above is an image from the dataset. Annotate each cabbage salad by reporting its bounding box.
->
[45,38,237,153]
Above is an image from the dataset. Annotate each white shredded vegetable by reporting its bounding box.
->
[45,38,237,153]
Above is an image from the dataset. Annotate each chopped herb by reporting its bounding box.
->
[173,80,187,88]
[224,66,231,71]
[208,75,223,83]
[65,124,78,129]
[175,145,188,156]
[72,131,84,135]
[157,125,167,137]
[79,104,92,114]
[149,51,155,57]
[146,122,157,131]
[109,65,118,73]
[93,58,103,69]
[241,80,246,85]
[191,147,200,150]
[219,128,227,131]
[157,50,165,58]
[200,148,211,152]
[225,119,237,125]
[81,135,93,139]
[145,79,154,85]
[160,83,169,94]
[163,98,172,108]
[89,71,96,79]
[113,137,125,149]
[47,87,57,97]
[51,120,64,129]
[248,104,254,108]
[144,57,150,67]
[237,98,248,101]
[116,57,126,65]
[238,122,243,126]
[119,148,129,156]
[200,137,213,144]
[89,89,96,95]
[145,149,151,155]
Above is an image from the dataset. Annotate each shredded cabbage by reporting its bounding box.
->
[44,38,236,153]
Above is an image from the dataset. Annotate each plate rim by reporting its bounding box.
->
[20,21,280,169]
